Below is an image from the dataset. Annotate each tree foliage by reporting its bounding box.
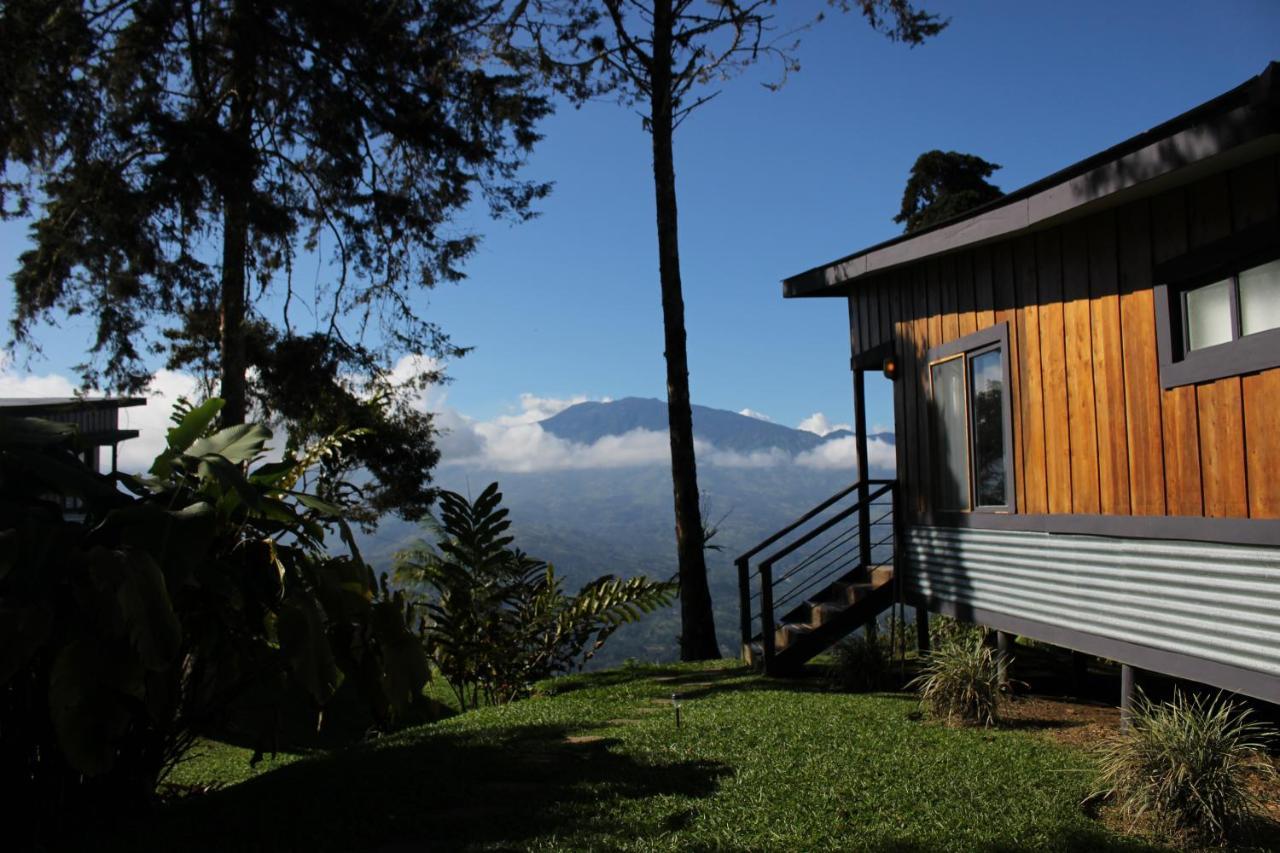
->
[894,149,1002,234]
[394,483,675,710]
[0,400,429,839]
[493,0,946,661]
[0,0,553,517]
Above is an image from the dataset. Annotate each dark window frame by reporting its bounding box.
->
[1154,219,1280,389]
[925,322,1015,515]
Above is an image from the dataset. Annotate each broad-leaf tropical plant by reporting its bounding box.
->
[395,483,675,709]
[0,400,429,841]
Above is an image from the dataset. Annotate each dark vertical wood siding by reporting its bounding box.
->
[851,154,1280,522]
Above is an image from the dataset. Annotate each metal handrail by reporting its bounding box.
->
[757,481,893,569]
[735,481,860,564]
[737,479,898,675]
[733,477,895,564]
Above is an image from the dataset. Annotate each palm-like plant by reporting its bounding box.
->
[1093,689,1276,843]
[395,484,675,709]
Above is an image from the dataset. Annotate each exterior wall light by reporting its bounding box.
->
[883,356,898,381]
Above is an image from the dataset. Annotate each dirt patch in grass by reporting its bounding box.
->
[1000,693,1121,748]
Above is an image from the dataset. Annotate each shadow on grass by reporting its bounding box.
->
[98,722,729,853]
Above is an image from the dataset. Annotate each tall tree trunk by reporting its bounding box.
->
[217,0,257,427]
[650,0,719,661]
[219,191,248,427]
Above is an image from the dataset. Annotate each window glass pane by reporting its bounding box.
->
[1240,258,1280,337]
[1184,279,1233,350]
[930,357,970,511]
[969,348,1007,507]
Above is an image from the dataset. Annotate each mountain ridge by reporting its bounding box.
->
[540,396,892,455]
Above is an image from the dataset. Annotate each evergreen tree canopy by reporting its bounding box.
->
[0,0,552,520]
[894,149,1002,234]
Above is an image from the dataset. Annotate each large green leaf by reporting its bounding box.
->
[48,636,144,776]
[278,590,341,706]
[188,422,271,466]
[151,399,224,476]
[164,398,223,453]
[112,550,182,671]
[0,603,53,684]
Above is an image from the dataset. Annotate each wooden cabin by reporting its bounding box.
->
[738,62,1280,706]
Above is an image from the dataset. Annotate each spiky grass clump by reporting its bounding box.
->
[828,630,892,693]
[909,636,1001,726]
[1093,690,1276,844]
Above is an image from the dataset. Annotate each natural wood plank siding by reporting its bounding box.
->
[1036,229,1073,514]
[1061,221,1101,514]
[1013,235,1048,514]
[939,256,960,343]
[912,265,934,515]
[1244,369,1280,518]
[1188,174,1248,518]
[849,154,1276,525]
[1087,211,1131,515]
[956,253,977,338]
[1151,189,1203,516]
[973,247,996,329]
[1117,201,1166,515]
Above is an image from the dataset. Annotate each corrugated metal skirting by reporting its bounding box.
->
[905,526,1280,678]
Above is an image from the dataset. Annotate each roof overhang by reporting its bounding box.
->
[784,61,1280,298]
[0,396,147,414]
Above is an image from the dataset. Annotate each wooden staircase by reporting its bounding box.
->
[736,480,898,676]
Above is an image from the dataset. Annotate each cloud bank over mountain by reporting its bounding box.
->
[1,354,894,475]
[434,394,894,474]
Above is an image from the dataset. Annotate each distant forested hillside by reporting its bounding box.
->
[356,398,890,666]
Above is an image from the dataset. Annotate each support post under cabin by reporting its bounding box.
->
[1120,664,1136,733]
[916,606,930,654]
[996,631,1013,689]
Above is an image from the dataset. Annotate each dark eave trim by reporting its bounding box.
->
[0,397,147,414]
[784,61,1280,299]
[911,596,1280,706]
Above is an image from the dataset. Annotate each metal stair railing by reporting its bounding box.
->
[734,479,896,674]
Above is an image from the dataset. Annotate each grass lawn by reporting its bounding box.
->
[103,661,1162,852]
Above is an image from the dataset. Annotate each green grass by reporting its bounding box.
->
[101,661,1160,852]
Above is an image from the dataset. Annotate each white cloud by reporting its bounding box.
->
[492,392,591,427]
[795,435,896,473]
[796,412,852,436]
[115,369,204,471]
[738,408,772,422]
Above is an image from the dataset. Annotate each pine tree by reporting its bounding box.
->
[496,0,946,660]
[895,150,1002,234]
[0,0,551,520]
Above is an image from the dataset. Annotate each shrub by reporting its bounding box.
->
[394,483,675,710]
[909,636,1002,726]
[1093,689,1276,844]
[0,401,428,838]
[929,613,984,649]
[829,629,892,692]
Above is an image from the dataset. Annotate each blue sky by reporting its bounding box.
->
[2,1,1278,456]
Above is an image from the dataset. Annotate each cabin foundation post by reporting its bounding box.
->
[996,631,1013,689]
[1120,664,1136,733]
[1070,651,1090,697]
[915,607,930,654]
